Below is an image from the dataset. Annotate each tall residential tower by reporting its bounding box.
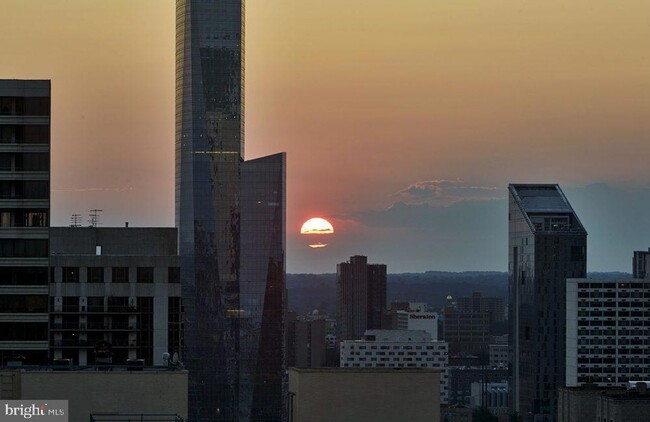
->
[508,184,587,421]
[176,1,286,421]
[0,80,50,365]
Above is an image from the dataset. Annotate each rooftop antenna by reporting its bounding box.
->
[88,209,103,227]
[70,214,82,227]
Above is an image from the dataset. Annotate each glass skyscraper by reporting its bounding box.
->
[176,1,286,421]
[508,184,587,422]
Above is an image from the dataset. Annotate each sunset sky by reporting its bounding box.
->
[1,0,649,273]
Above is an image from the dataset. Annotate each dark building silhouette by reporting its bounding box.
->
[457,292,505,323]
[632,248,650,279]
[0,80,50,365]
[508,184,587,421]
[336,255,386,342]
[176,1,286,420]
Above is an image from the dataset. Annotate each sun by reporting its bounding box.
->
[300,218,334,235]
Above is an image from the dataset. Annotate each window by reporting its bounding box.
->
[88,267,104,283]
[112,267,129,283]
[62,267,79,283]
[168,267,180,283]
[137,267,154,283]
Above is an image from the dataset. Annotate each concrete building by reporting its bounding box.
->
[558,384,650,422]
[0,368,187,422]
[176,1,287,419]
[0,80,50,366]
[340,330,449,403]
[457,292,506,323]
[489,344,509,368]
[509,184,587,420]
[288,368,440,422]
[336,255,386,341]
[395,302,439,340]
[48,227,181,366]
[566,278,650,387]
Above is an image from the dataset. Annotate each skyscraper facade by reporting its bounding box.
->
[176,1,286,421]
[0,80,50,365]
[336,255,387,342]
[508,184,587,421]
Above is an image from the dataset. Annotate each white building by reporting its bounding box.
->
[489,344,509,368]
[566,278,650,387]
[396,303,439,340]
[340,330,449,403]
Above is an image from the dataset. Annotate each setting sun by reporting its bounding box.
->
[300,218,334,234]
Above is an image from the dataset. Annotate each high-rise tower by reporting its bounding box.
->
[0,80,50,366]
[508,184,587,422]
[175,1,286,421]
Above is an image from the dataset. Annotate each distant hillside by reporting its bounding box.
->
[287,271,632,315]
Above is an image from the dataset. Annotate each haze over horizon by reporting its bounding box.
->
[1,0,649,273]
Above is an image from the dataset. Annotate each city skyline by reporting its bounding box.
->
[1,1,650,273]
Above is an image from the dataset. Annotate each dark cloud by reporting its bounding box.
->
[395,179,504,206]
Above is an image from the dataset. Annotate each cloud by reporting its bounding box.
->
[395,179,504,207]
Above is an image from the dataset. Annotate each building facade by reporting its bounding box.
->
[558,384,650,422]
[288,368,441,422]
[457,292,505,323]
[442,308,490,355]
[336,255,386,342]
[632,248,650,279]
[508,184,587,421]
[488,343,509,368]
[48,227,181,366]
[340,330,449,403]
[175,1,286,420]
[0,80,50,365]
[566,278,650,387]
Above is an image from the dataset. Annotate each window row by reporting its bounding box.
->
[0,153,48,172]
[0,180,49,200]
[59,266,180,283]
[0,125,49,144]
[0,239,48,258]
[0,209,48,228]
[0,97,49,116]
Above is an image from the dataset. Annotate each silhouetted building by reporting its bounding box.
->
[176,1,286,420]
[632,248,650,279]
[286,313,327,368]
[442,308,490,355]
[457,292,505,323]
[48,227,181,366]
[509,184,587,421]
[448,367,508,405]
[566,278,650,387]
[0,80,50,365]
[336,255,386,341]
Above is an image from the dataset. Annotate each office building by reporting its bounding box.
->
[442,307,490,355]
[340,330,449,403]
[632,248,650,279]
[176,1,287,420]
[48,227,181,366]
[565,278,650,387]
[0,368,187,422]
[457,292,505,323]
[558,384,650,422]
[509,184,587,420]
[469,381,509,414]
[336,255,386,341]
[288,367,441,422]
[0,80,50,365]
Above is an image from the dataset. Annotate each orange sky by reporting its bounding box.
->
[1,0,649,272]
